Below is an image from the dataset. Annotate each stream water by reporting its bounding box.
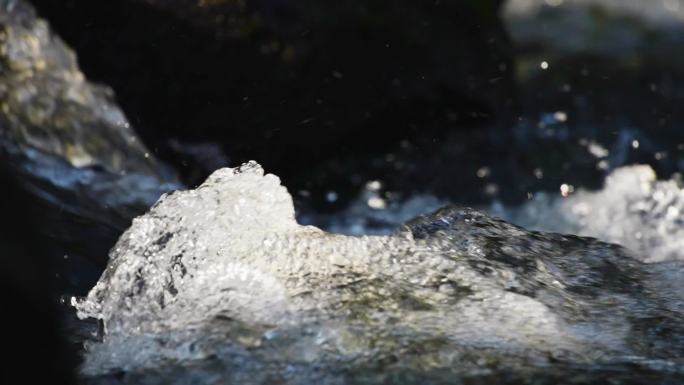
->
[72,162,684,385]
[1,0,683,383]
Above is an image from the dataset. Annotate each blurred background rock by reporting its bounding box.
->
[28,0,515,208]
[504,0,684,189]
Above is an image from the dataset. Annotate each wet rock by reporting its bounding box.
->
[75,162,684,384]
[30,0,515,198]
[0,0,181,268]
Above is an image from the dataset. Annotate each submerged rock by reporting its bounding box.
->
[0,0,180,267]
[76,162,684,384]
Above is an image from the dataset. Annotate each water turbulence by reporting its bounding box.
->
[495,166,684,263]
[75,162,684,384]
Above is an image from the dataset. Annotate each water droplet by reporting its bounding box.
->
[326,191,338,203]
[476,167,491,178]
[367,196,387,210]
[560,184,574,198]
[366,180,382,192]
[544,0,564,6]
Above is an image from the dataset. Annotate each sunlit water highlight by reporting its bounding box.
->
[74,162,684,384]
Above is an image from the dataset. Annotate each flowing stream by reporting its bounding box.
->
[73,162,684,385]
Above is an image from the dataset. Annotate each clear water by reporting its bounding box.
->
[74,162,684,384]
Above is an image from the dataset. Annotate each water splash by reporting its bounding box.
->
[494,165,684,262]
[75,162,684,384]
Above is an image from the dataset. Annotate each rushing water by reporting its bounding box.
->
[73,162,684,385]
[4,0,681,382]
[307,165,684,264]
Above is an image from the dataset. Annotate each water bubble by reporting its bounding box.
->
[476,167,491,178]
[587,142,609,158]
[326,191,338,203]
[552,111,568,122]
[485,183,499,196]
[560,183,574,197]
[366,180,382,191]
[367,196,387,210]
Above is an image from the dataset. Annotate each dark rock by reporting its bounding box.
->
[29,0,515,199]
[0,181,76,385]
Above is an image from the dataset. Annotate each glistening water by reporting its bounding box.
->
[73,162,684,385]
[2,0,684,383]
